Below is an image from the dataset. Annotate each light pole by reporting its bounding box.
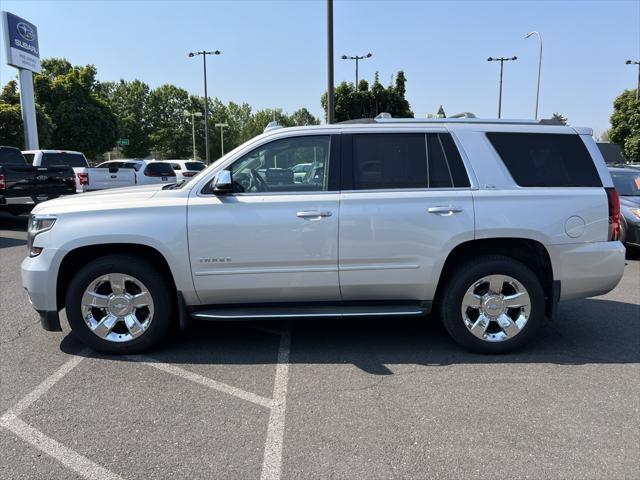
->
[183,111,202,159]
[626,60,640,101]
[327,0,335,124]
[188,49,221,164]
[341,52,373,91]
[215,123,228,157]
[487,56,518,118]
[525,31,543,119]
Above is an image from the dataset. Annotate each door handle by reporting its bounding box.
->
[427,205,463,215]
[296,210,332,219]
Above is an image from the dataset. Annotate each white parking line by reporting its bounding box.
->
[260,327,291,480]
[1,414,124,480]
[127,355,275,409]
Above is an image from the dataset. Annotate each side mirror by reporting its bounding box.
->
[213,170,234,194]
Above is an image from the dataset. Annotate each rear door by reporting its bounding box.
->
[338,131,475,301]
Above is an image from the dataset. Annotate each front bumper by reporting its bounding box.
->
[21,247,64,314]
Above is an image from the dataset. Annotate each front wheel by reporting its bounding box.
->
[439,255,545,354]
[65,254,175,354]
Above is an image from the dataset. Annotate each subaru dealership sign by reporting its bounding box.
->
[2,11,40,73]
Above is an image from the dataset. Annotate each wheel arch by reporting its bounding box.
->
[434,237,557,317]
[56,243,178,311]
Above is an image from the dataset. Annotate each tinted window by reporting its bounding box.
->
[145,162,175,175]
[439,134,470,187]
[41,152,88,168]
[611,170,640,196]
[0,147,27,165]
[124,162,141,171]
[487,132,602,187]
[427,133,453,188]
[185,162,205,171]
[23,153,35,163]
[230,136,330,193]
[353,134,427,189]
[171,163,181,170]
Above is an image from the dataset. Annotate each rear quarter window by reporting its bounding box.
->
[145,162,175,175]
[486,132,602,187]
[185,162,205,171]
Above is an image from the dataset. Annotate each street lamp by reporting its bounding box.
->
[188,49,221,164]
[341,52,372,91]
[183,110,202,160]
[215,123,228,157]
[626,59,640,101]
[487,56,518,118]
[525,31,543,119]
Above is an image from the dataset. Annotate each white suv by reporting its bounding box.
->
[21,117,625,354]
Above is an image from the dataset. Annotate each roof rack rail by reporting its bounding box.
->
[337,113,573,126]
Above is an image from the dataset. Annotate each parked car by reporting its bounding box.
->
[22,116,625,355]
[609,166,640,248]
[95,160,176,187]
[1,146,75,215]
[290,162,312,182]
[23,150,90,193]
[164,160,206,182]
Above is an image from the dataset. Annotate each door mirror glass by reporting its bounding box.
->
[213,170,233,194]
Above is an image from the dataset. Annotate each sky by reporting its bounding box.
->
[1,0,638,135]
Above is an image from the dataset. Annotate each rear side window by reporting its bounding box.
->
[351,133,470,190]
[185,162,205,171]
[0,147,27,165]
[41,153,89,168]
[486,132,602,187]
[144,162,174,175]
[353,134,427,189]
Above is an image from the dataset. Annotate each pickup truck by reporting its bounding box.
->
[23,150,137,192]
[0,146,76,215]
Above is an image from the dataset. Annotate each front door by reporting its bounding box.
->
[188,134,341,305]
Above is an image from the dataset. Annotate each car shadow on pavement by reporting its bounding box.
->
[0,212,28,231]
[60,297,640,373]
[0,236,27,248]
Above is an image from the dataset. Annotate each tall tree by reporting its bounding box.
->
[0,80,54,148]
[33,58,118,158]
[550,112,568,125]
[146,84,192,158]
[321,71,414,122]
[609,89,640,162]
[99,79,152,158]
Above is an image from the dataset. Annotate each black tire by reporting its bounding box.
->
[439,255,545,354]
[65,254,175,354]
[619,217,627,246]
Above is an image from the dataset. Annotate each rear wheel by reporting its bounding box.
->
[65,254,174,354]
[439,255,545,354]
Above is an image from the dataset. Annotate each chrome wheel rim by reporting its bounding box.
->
[461,274,531,343]
[81,273,154,343]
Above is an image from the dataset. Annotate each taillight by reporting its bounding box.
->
[605,187,620,241]
[77,173,89,185]
[182,171,196,177]
[0,174,5,190]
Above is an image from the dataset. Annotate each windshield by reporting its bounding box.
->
[611,170,640,196]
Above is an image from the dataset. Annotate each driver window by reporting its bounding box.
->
[230,136,330,193]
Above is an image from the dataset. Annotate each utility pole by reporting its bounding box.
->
[184,111,202,159]
[487,56,518,118]
[341,53,373,91]
[188,50,221,164]
[626,60,640,101]
[327,0,335,124]
[525,31,543,119]
[215,123,228,157]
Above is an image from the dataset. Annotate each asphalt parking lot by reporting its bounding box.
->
[1,212,639,480]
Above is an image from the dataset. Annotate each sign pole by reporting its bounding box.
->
[18,68,39,149]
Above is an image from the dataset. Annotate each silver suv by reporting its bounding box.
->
[21,117,625,354]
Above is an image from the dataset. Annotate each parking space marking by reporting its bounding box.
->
[3,348,89,417]
[127,355,275,409]
[1,414,124,480]
[260,327,291,480]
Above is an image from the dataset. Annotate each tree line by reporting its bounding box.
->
[0,58,320,161]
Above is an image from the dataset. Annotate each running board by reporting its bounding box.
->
[190,304,429,321]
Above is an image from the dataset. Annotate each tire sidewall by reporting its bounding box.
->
[441,256,545,354]
[65,255,174,354]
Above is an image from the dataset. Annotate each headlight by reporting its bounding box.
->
[630,208,640,220]
[27,215,56,257]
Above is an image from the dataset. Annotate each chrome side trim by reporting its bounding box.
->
[194,266,339,276]
[338,264,420,271]
[192,310,425,320]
